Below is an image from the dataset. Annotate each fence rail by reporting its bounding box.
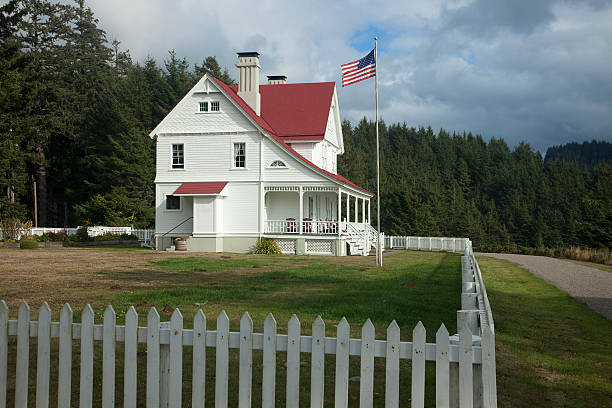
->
[384,236,467,253]
[0,226,155,246]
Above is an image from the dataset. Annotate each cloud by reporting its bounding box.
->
[89,0,612,151]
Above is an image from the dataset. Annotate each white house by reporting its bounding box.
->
[150,52,377,255]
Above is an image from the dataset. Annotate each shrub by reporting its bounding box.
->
[37,233,52,242]
[19,240,38,249]
[48,231,70,241]
[253,238,281,255]
[74,226,90,242]
[0,218,32,240]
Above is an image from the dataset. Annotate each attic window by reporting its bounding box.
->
[199,102,208,112]
[211,101,220,112]
[270,160,286,168]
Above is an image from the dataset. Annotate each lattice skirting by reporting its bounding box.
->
[275,239,296,254]
[306,239,333,255]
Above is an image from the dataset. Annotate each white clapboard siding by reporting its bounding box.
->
[385,320,400,408]
[335,317,350,408]
[146,307,161,408]
[412,322,426,408]
[286,315,301,408]
[80,304,94,408]
[192,310,207,408]
[215,310,230,408]
[262,314,277,408]
[169,309,183,408]
[360,319,375,407]
[36,303,52,408]
[58,303,73,408]
[310,316,325,408]
[0,301,7,408]
[436,324,450,408]
[102,305,116,408]
[239,312,253,408]
[124,307,138,408]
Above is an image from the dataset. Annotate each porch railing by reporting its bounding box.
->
[264,220,339,235]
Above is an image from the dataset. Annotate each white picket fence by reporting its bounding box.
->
[384,236,467,253]
[0,226,155,246]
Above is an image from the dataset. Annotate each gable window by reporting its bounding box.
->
[270,160,286,168]
[234,142,246,168]
[166,195,181,210]
[210,101,220,112]
[172,144,184,169]
[199,102,208,112]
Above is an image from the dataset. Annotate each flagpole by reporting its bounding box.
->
[375,37,382,267]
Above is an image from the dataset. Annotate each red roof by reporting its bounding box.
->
[173,182,228,195]
[229,83,334,139]
[210,77,372,195]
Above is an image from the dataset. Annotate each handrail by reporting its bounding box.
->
[160,217,193,238]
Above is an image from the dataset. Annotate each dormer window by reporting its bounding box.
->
[199,102,208,112]
[270,160,286,168]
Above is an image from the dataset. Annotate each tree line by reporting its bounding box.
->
[338,122,611,250]
[1,0,610,250]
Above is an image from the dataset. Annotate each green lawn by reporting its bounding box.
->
[477,255,612,407]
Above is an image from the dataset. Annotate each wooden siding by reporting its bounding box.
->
[222,183,259,234]
[155,184,194,235]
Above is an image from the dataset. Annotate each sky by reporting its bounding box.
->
[89,0,612,152]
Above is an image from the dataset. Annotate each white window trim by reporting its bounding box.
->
[170,143,185,171]
[164,194,182,212]
[230,141,248,170]
[196,100,221,114]
[267,160,289,169]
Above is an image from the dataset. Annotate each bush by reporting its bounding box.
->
[253,238,281,255]
[74,226,90,242]
[91,232,138,241]
[0,218,32,240]
[19,240,38,249]
[37,233,52,242]
[48,231,70,241]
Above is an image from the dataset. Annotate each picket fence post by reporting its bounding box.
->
[192,310,207,408]
[262,314,277,408]
[36,302,51,408]
[359,319,375,407]
[58,304,73,408]
[124,307,138,408]
[103,305,116,408]
[215,310,230,408]
[169,309,183,408]
[286,315,301,408]
[0,301,7,408]
[146,307,161,408]
[436,324,450,408]
[335,317,350,408]
[385,321,400,408]
[310,316,325,408]
[412,322,426,408]
[239,312,253,408]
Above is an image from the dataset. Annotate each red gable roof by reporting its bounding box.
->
[229,83,334,139]
[210,77,372,195]
[173,182,228,195]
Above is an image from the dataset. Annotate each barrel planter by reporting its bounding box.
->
[174,238,187,251]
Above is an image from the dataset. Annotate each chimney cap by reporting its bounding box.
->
[237,51,260,57]
[267,75,287,81]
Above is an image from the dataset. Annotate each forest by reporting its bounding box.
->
[1,0,610,251]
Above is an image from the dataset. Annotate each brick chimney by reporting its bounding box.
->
[267,75,287,85]
[236,52,261,115]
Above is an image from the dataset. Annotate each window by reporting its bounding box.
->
[234,142,246,168]
[172,144,184,169]
[210,101,220,112]
[270,160,286,168]
[199,102,208,112]
[166,195,180,210]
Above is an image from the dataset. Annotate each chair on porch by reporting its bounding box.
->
[286,218,297,233]
[303,218,312,233]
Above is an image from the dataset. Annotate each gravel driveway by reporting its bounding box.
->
[477,253,612,321]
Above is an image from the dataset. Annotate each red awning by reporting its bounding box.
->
[173,182,228,195]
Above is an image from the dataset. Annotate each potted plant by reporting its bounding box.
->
[174,236,187,251]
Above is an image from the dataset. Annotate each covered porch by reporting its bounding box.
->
[263,185,371,236]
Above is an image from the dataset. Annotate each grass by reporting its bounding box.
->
[2,248,611,407]
[3,250,460,407]
[477,255,612,407]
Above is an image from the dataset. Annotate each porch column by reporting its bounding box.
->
[346,193,350,224]
[299,186,303,235]
[362,197,366,224]
[337,188,342,236]
[354,195,358,223]
[368,199,371,225]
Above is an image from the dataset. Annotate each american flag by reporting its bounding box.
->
[341,49,376,87]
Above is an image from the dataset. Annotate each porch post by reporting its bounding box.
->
[368,199,371,225]
[299,186,303,235]
[337,188,342,236]
[354,195,358,223]
[346,193,350,224]
[362,197,366,224]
